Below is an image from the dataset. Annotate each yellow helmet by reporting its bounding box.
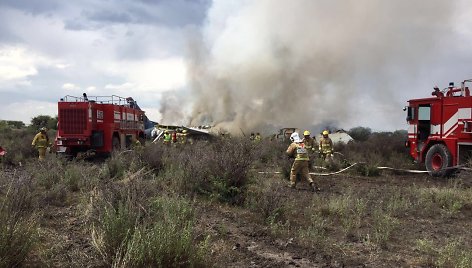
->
[182,129,188,133]
[303,130,310,136]
[322,130,329,135]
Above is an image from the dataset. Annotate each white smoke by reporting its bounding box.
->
[167,0,458,133]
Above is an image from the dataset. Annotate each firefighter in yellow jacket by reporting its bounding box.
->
[319,130,334,161]
[286,132,319,192]
[32,127,51,160]
[303,130,317,169]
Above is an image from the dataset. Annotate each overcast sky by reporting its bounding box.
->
[1,0,472,131]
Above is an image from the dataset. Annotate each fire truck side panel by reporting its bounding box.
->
[406,83,472,172]
[56,96,145,156]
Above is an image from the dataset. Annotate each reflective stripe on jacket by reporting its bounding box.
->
[295,143,309,160]
[319,137,333,153]
[287,142,309,161]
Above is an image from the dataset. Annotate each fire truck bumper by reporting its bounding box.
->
[56,146,68,153]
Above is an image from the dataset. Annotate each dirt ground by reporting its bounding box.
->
[200,171,472,267]
[20,168,472,267]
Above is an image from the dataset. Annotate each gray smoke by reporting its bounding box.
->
[170,0,457,133]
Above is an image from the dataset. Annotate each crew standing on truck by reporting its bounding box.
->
[286,132,319,192]
[32,127,51,160]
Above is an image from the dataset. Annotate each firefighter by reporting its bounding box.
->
[249,132,255,141]
[303,130,317,168]
[132,136,143,150]
[255,132,262,142]
[163,131,171,145]
[319,130,334,161]
[286,132,319,192]
[172,131,178,143]
[181,129,188,144]
[32,127,51,160]
[303,130,316,152]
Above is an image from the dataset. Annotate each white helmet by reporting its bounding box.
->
[290,132,301,143]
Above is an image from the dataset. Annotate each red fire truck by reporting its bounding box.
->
[406,79,472,176]
[55,94,145,156]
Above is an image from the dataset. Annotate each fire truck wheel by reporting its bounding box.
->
[112,136,121,151]
[425,144,452,177]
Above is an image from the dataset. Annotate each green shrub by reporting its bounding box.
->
[162,138,254,205]
[367,209,399,248]
[246,182,288,225]
[0,128,38,166]
[119,196,208,268]
[0,172,38,267]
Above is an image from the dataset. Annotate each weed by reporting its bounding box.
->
[118,196,208,268]
[0,172,38,267]
[385,189,413,216]
[416,238,472,268]
[246,182,287,225]
[355,162,381,177]
[165,139,254,205]
[91,195,141,265]
[367,209,399,248]
[418,186,469,216]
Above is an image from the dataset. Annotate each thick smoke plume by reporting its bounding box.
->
[164,0,456,133]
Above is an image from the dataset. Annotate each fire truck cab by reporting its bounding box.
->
[55,94,145,157]
[406,79,472,176]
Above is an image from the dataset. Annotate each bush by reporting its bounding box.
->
[0,171,38,267]
[158,138,255,205]
[119,196,208,268]
[89,178,208,267]
[348,126,372,142]
[0,128,38,166]
[246,181,288,225]
[337,131,412,170]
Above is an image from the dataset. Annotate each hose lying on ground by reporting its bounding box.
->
[258,163,471,176]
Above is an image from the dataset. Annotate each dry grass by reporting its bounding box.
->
[0,128,471,267]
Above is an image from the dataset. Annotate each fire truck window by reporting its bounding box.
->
[407,107,415,121]
[418,106,431,121]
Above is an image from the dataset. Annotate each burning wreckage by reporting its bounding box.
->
[148,124,228,143]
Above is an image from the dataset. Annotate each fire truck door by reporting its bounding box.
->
[417,105,431,151]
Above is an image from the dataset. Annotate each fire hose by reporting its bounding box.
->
[258,163,471,176]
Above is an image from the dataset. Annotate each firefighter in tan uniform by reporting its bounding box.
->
[319,130,334,161]
[31,127,51,160]
[303,130,317,169]
[286,132,319,192]
[180,129,188,144]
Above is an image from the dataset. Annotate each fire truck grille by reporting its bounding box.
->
[60,109,87,134]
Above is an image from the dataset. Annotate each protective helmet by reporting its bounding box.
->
[290,132,301,143]
[40,127,47,132]
[182,129,188,133]
[303,130,310,136]
[322,130,329,135]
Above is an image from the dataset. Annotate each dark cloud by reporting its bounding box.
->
[63,0,210,31]
[0,0,60,15]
